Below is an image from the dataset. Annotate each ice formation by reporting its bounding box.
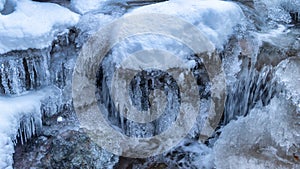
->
[0,0,76,168]
[0,86,61,169]
[214,95,300,169]
[0,0,299,168]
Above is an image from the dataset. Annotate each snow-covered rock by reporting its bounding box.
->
[0,0,79,54]
[0,86,61,169]
[70,0,107,14]
[127,0,245,49]
[70,0,128,17]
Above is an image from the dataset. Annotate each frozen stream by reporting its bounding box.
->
[0,0,299,168]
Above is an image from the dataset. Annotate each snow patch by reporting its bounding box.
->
[0,0,79,54]
[57,116,63,122]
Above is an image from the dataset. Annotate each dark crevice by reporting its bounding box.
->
[0,73,4,94]
[33,66,38,89]
[23,58,31,90]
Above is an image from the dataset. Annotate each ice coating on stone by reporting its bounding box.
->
[255,24,290,47]
[0,0,79,54]
[258,0,300,23]
[0,0,299,168]
[0,49,51,95]
[127,0,245,49]
[214,96,300,169]
[275,58,300,105]
[0,86,62,169]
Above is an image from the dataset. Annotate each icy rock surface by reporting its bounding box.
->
[213,24,300,169]
[0,0,299,168]
[0,86,61,169]
[214,96,300,169]
[0,0,79,54]
[0,49,51,95]
[275,57,300,106]
[258,0,300,23]
[0,1,80,167]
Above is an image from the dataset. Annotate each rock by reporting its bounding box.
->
[14,130,119,169]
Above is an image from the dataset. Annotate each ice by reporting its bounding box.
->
[127,0,245,49]
[0,0,5,11]
[275,58,300,106]
[213,96,300,169]
[0,0,79,54]
[255,24,289,46]
[76,12,115,40]
[257,0,300,23]
[0,86,62,169]
[0,0,299,167]
[214,56,300,168]
[70,0,129,17]
[0,49,52,95]
[70,0,107,14]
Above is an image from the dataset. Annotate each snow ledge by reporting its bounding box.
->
[0,0,80,54]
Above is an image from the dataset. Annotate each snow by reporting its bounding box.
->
[127,0,245,49]
[70,0,107,14]
[0,0,79,54]
[0,86,61,169]
[57,116,63,122]
[76,12,115,36]
[70,0,127,16]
